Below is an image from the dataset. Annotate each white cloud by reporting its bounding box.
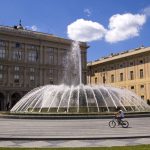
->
[84,8,92,17]
[105,13,146,43]
[143,6,150,17]
[31,25,38,31]
[26,25,38,31]
[67,13,146,43]
[67,19,106,42]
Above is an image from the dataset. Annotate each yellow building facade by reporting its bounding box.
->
[87,46,150,104]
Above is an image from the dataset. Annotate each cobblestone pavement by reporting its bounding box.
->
[0,117,150,147]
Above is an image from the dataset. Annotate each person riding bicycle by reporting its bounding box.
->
[115,107,124,125]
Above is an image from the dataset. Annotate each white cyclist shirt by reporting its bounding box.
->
[119,110,124,118]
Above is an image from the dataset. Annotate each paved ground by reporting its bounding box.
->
[0,138,150,147]
[0,117,150,147]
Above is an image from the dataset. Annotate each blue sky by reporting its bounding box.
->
[0,0,150,61]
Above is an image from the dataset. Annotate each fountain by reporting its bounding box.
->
[11,41,150,113]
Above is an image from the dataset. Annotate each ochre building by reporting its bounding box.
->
[87,46,150,104]
[0,24,88,111]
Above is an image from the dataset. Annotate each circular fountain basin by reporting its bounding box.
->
[11,84,150,113]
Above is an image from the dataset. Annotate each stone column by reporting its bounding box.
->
[5,92,11,111]
[135,59,138,95]
[125,61,128,88]
[145,56,149,79]
[40,45,44,85]
[7,41,11,87]
[115,64,117,85]
[24,44,28,87]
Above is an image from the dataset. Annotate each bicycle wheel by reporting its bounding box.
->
[121,120,129,128]
[109,121,116,128]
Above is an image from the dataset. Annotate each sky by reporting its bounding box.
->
[0,0,150,62]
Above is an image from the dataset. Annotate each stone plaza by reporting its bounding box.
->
[0,116,150,147]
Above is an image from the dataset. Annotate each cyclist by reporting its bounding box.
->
[115,107,124,125]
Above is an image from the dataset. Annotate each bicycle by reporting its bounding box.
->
[109,117,129,128]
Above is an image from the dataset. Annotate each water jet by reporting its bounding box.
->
[11,41,150,114]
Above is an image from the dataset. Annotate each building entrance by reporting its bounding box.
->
[0,93,5,111]
[11,93,21,109]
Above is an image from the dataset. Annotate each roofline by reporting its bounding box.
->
[0,25,88,48]
[88,46,150,66]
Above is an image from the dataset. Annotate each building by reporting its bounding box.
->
[0,23,88,111]
[87,46,150,104]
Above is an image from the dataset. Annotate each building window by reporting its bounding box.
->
[49,70,54,84]
[141,95,144,100]
[16,43,20,48]
[0,73,3,79]
[49,55,54,64]
[0,65,3,70]
[140,60,143,64]
[140,85,144,88]
[30,75,35,81]
[14,74,19,83]
[13,50,22,60]
[49,69,54,80]
[27,45,38,50]
[130,71,134,80]
[30,68,35,72]
[0,40,6,46]
[111,74,114,83]
[95,77,97,84]
[140,69,144,78]
[28,50,38,62]
[14,66,19,71]
[47,47,54,53]
[103,76,106,84]
[49,69,53,75]
[47,47,54,64]
[50,79,53,84]
[120,64,123,68]
[131,86,134,89]
[120,73,123,81]
[130,62,134,66]
[0,49,6,58]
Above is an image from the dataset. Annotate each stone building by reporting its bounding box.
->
[87,46,150,104]
[0,24,88,111]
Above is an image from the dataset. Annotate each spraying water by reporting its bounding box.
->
[62,41,82,85]
[71,41,82,85]
[11,84,150,113]
[10,41,150,113]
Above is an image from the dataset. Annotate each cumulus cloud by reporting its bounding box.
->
[67,19,106,42]
[105,13,146,43]
[67,13,146,43]
[84,8,92,17]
